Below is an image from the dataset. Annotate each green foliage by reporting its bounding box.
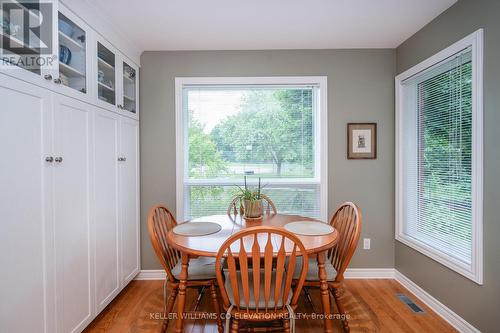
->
[210,89,313,176]
[419,60,473,243]
[188,117,227,178]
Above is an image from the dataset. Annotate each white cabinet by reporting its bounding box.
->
[53,94,93,333]
[119,117,140,285]
[0,73,55,333]
[93,109,120,312]
[93,111,140,309]
[119,56,139,118]
[0,72,140,333]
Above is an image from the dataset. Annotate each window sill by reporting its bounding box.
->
[395,232,482,285]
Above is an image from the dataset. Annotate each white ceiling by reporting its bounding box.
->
[87,0,456,51]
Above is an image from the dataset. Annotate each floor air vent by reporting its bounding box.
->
[396,294,424,313]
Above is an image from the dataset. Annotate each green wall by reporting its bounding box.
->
[140,49,396,270]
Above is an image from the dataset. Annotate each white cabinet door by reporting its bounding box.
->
[93,108,120,312]
[53,94,93,333]
[0,75,55,333]
[119,117,140,285]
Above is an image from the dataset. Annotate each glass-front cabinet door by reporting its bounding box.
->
[1,0,57,84]
[121,59,137,115]
[96,40,116,107]
[57,11,87,94]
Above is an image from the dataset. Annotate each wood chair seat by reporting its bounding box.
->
[224,269,292,309]
[171,257,217,280]
[288,256,337,281]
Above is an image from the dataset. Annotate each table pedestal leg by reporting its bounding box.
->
[317,251,333,333]
[175,254,189,333]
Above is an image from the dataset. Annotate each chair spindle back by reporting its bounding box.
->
[328,202,362,282]
[147,205,181,282]
[215,226,308,312]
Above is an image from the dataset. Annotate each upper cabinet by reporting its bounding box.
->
[56,7,88,96]
[96,38,116,107]
[0,1,139,119]
[120,58,138,115]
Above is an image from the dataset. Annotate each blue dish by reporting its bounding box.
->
[59,45,72,65]
[58,19,73,37]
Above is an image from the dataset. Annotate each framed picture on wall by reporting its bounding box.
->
[347,123,377,159]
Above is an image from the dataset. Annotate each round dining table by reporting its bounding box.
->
[166,213,339,333]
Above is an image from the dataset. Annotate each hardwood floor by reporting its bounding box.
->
[83,279,456,333]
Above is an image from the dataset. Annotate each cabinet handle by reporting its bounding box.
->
[54,157,63,163]
[118,157,127,162]
[53,78,62,84]
[44,74,53,80]
[45,156,54,162]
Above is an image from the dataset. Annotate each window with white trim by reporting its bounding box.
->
[176,77,327,222]
[396,30,483,284]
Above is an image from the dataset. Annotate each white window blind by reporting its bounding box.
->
[402,48,473,263]
[396,29,483,284]
[179,82,325,220]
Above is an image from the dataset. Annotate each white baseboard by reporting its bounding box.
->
[135,268,395,281]
[343,268,395,279]
[394,270,480,333]
[136,268,480,332]
[135,269,166,280]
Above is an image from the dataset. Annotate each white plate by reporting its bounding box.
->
[173,222,222,236]
[284,221,334,236]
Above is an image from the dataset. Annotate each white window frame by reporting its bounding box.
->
[175,76,328,222]
[395,29,483,284]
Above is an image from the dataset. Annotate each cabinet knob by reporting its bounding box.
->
[54,78,62,84]
[44,74,53,80]
[45,156,54,162]
[54,157,63,163]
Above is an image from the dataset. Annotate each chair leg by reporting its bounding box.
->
[332,287,349,333]
[209,283,223,333]
[162,284,178,333]
[230,318,239,333]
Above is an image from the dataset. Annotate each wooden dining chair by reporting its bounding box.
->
[290,202,362,332]
[215,226,309,333]
[227,194,278,217]
[147,204,223,333]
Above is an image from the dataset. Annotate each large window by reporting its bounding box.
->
[396,30,483,283]
[175,77,327,221]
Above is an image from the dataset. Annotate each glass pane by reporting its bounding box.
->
[1,1,42,75]
[417,54,473,251]
[183,86,320,219]
[58,13,86,93]
[122,62,136,113]
[97,42,115,105]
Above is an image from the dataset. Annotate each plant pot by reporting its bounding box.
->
[243,199,263,218]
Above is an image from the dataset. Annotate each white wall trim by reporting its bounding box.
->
[343,268,395,279]
[135,268,396,281]
[135,268,481,332]
[395,28,484,284]
[394,271,481,333]
[174,76,328,222]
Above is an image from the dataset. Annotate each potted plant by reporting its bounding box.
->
[234,176,265,219]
